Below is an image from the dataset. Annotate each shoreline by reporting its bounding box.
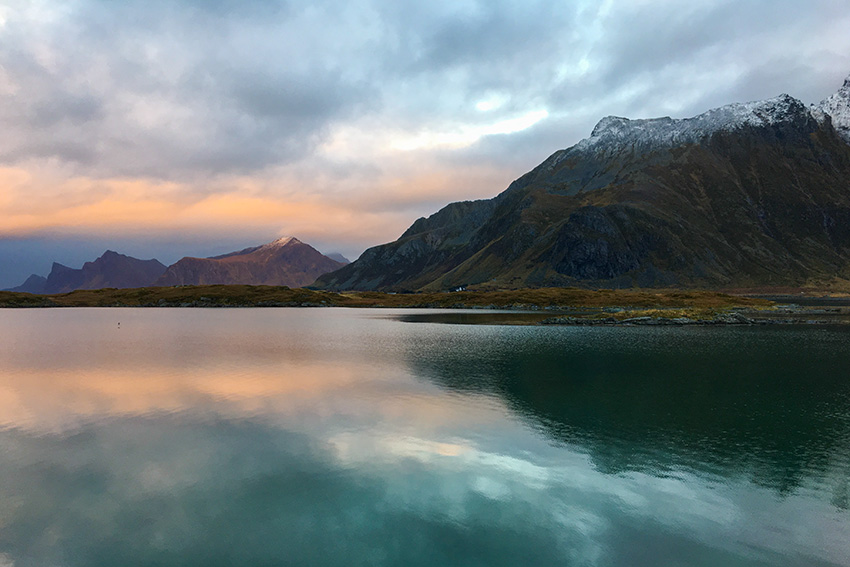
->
[1,285,770,309]
[3,284,850,325]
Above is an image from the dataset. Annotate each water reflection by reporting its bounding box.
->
[0,309,848,567]
[0,417,625,567]
[407,325,850,492]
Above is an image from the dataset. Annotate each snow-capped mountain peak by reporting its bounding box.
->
[552,75,850,164]
[263,236,298,248]
[814,73,850,143]
[537,76,850,187]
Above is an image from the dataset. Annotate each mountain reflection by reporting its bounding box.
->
[407,325,850,493]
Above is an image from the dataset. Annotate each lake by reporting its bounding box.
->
[1,308,849,567]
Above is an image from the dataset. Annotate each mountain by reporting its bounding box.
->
[316,74,850,291]
[5,274,47,294]
[156,236,344,288]
[814,75,850,143]
[5,251,167,294]
[326,253,351,264]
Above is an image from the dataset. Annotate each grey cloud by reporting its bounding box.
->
[405,1,574,72]
[580,1,850,116]
[370,1,588,123]
[0,0,849,188]
[0,0,373,179]
[27,92,103,128]
[590,4,744,89]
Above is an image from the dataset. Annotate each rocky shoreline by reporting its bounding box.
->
[539,311,844,326]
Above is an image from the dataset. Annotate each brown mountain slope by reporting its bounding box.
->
[316,77,850,291]
[156,237,343,287]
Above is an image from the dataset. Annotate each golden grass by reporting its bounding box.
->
[0,285,772,310]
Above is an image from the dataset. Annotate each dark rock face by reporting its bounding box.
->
[156,237,343,288]
[550,207,647,280]
[38,251,167,294]
[317,79,850,291]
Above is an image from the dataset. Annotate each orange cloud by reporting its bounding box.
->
[0,151,514,251]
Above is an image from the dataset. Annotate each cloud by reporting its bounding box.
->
[2,1,849,180]
[1,0,850,284]
[0,0,376,178]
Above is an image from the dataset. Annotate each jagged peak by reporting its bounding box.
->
[591,116,637,137]
[814,73,850,144]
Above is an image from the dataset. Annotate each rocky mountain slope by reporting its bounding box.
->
[7,251,167,294]
[316,74,850,291]
[156,237,344,288]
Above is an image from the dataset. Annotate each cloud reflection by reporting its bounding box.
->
[1,309,849,566]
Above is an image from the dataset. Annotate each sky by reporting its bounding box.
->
[1,0,850,288]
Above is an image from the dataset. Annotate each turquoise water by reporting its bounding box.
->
[0,308,849,566]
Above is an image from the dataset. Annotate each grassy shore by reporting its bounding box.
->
[0,285,772,311]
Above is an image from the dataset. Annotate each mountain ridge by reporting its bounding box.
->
[814,75,850,143]
[6,237,345,293]
[315,73,850,291]
[5,251,169,294]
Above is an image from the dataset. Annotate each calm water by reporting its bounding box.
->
[1,308,849,567]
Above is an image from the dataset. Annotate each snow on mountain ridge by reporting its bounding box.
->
[580,94,809,153]
[576,74,850,154]
[814,73,850,144]
[540,77,850,176]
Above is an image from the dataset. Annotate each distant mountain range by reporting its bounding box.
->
[316,73,850,291]
[7,251,166,294]
[6,238,347,294]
